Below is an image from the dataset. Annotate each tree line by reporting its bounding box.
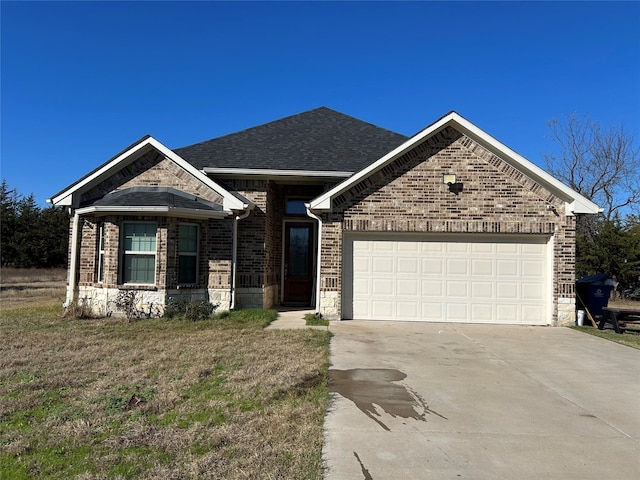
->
[1,179,70,268]
[544,113,640,294]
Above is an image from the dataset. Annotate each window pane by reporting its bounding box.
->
[97,254,104,283]
[179,225,198,253]
[124,223,156,252]
[124,254,155,284]
[178,255,197,284]
[286,200,307,215]
[289,227,310,277]
[99,224,106,250]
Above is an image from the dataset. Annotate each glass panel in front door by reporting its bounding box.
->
[289,227,310,277]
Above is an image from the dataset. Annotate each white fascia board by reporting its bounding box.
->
[75,205,229,219]
[50,139,155,206]
[448,113,601,215]
[310,112,601,215]
[203,167,353,178]
[50,136,249,212]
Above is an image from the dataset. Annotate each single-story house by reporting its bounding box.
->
[49,107,600,325]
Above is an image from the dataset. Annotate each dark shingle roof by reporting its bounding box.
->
[87,187,223,211]
[173,107,409,172]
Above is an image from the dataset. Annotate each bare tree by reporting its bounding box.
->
[544,113,639,220]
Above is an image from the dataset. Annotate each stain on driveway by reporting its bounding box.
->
[329,368,446,431]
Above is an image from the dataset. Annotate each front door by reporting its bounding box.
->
[283,222,314,305]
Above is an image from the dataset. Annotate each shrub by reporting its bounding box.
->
[164,297,219,321]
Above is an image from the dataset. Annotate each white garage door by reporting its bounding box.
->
[343,234,551,324]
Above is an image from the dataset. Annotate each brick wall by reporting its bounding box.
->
[229,179,268,292]
[66,148,238,315]
[319,127,575,324]
[81,151,224,205]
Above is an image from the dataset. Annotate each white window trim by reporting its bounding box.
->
[97,223,105,283]
[121,221,157,286]
[178,223,199,286]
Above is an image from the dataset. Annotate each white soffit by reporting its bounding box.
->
[203,167,353,178]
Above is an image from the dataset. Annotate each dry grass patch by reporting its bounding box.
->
[0,268,67,310]
[0,304,331,479]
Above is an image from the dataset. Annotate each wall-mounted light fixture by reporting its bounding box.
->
[443,174,464,195]
[546,205,559,216]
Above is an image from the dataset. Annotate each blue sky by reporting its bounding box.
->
[2,1,639,206]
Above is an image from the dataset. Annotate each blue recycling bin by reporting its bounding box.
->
[576,274,613,316]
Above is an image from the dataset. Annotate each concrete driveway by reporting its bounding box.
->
[323,322,640,479]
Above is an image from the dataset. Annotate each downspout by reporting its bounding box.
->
[305,204,323,314]
[64,210,80,308]
[230,208,251,310]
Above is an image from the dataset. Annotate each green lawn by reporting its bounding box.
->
[0,304,331,479]
[570,325,640,349]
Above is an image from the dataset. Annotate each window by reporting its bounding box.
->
[96,223,105,283]
[122,223,157,284]
[178,224,198,284]
[286,199,308,215]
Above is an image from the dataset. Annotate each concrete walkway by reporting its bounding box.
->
[323,321,640,480]
[266,308,327,330]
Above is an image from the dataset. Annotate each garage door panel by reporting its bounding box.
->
[347,235,549,324]
[423,259,444,274]
[397,257,418,274]
[372,278,393,295]
[397,301,418,318]
[353,257,369,273]
[422,241,444,253]
[522,243,545,255]
[497,282,518,299]
[353,278,370,295]
[472,259,494,275]
[471,303,494,321]
[398,242,419,252]
[472,243,494,254]
[422,302,443,319]
[522,260,543,277]
[354,240,371,252]
[421,280,443,296]
[497,259,518,276]
[352,299,369,317]
[521,282,544,299]
[447,303,468,320]
[397,278,419,296]
[372,300,393,318]
[472,281,493,298]
[496,304,518,323]
[522,305,544,323]
[372,257,393,274]
[497,244,519,254]
[447,243,468,253]
[373,242,393,252]
[447,258,469,275]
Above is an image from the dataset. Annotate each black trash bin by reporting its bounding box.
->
[576,274,614,316]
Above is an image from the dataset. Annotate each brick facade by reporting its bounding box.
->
[69,152,233,317]
[81,151,224,206]
[226,179,327,308]
[317,127,576,325]
[63,123,582,325]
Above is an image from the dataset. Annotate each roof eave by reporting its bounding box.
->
[310,112,601,215]
[203,167,353,179]
[75,205,229,219]
[49,136,251,213]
